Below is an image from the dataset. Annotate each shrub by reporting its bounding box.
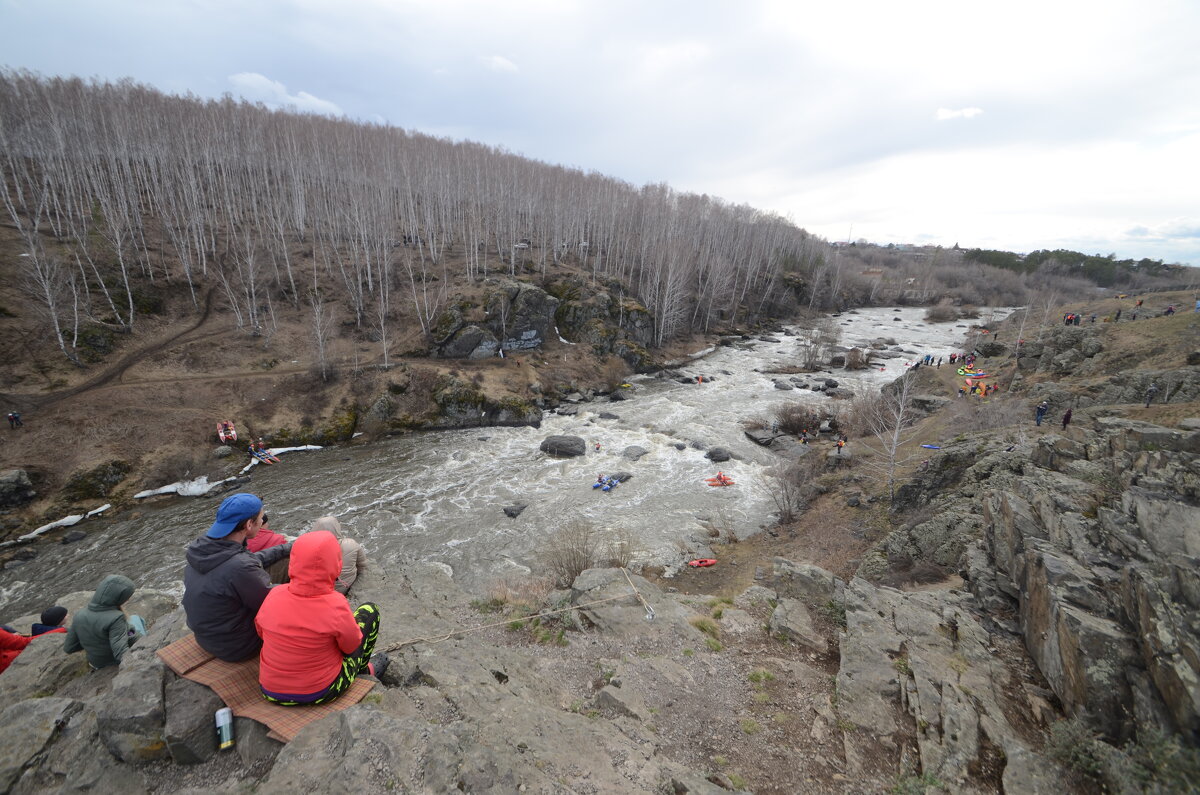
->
[924,302,959,322]
[1047,718,1104,779]
[539,522,639,588]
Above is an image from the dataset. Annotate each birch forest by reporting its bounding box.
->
[0,71,839,365]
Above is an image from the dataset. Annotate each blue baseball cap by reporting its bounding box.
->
[206,493,264,539]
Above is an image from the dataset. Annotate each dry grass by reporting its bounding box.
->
[486,576,556,611]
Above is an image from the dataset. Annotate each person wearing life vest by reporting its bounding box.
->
[836,438,846,455]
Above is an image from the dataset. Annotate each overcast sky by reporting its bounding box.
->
[2,0,1198,264]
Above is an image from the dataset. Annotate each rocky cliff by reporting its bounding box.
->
[859,311,1200,777]
[1,553,1074,793]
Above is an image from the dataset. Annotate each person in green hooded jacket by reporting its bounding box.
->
[63,574,143,669]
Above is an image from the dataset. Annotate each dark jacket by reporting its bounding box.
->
[31,624,67,637]
[63,574,135,669]
[183,536,290,662]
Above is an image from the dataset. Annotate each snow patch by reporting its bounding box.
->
[19,514,84,541]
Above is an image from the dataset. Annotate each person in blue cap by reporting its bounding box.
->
[182,493,292,662]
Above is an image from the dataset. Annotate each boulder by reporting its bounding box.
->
[768,598,827,654]
[163,675,223,764]
[234,716,284,769]
[706,447,732,463]
[594,683,650,721]
[503,504,527,519]
[773,380,794,390]
[0,630,91,702]
[0,698,83,792]
[539,435,586,457]
[598,412,620,420]
[744,428,775,447]
[0,468,36,508]
[6,701,147,794]
[622,445,648,461]
[212,445,234,459]
[95,656,169,763]
[772,559,842,605]
[911,394,951,413]
[261,709,426,793]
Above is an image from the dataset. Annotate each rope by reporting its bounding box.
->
[379,568,652,654]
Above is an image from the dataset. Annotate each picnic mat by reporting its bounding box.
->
[157,633,375,743]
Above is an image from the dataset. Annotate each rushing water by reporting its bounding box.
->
[0,307,1007,619]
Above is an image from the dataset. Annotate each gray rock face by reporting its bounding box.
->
[7,701,147,794]
[435,280,562,359]
[97,656,169,763]
[744,428,776,446]
[768,598,827,654]
[838,579,1065,788]
[539,435,586,457]
[0,698,82,792]
[772,559,842,605]
[880,414,1200,744]
[163,676,223,764]
[0,631,91,703]
[0,468,36,508]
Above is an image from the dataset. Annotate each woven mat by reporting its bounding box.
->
[157,633,374,743]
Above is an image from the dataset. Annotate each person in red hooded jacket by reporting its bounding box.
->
[255,530,384,705]
[1,626,33,674]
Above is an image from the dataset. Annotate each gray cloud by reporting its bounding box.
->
[228,73,343,115]
[1,0,1198,263]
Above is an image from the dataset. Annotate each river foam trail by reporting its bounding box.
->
[0,306,1008,618]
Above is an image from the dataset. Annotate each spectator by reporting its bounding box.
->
[63,575,143,669]
[309,516,369,596]
[31,605,69,636]
[182,493,291,662]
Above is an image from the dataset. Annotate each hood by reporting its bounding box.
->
[186,535,248,574]
[88,574,135,611]
[287,530,341,597]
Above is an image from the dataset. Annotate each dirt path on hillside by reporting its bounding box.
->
[0,288,234,411]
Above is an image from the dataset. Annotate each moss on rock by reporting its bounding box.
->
[60,460,132,502]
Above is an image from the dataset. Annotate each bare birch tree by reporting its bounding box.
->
[851,375,921,504]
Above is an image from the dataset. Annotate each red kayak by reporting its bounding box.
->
[687,559,717,568]
[217,421,237,444]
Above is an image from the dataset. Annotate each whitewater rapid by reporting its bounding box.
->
[0,306,1007,618]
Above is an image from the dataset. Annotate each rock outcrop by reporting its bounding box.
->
[872,412,1200,748]
[434,279,561,359]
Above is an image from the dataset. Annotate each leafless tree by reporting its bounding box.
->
[310,287,337,381]
[850,375,921,504]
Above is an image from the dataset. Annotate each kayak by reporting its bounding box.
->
[705,478,735,486]
[217,421,237,444]
[920,444,941,449]
[687,559,717,568]
[250,448,279,464]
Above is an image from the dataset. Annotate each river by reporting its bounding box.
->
[0,306,1006,619]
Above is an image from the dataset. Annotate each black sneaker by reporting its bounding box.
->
[368,652,389,680]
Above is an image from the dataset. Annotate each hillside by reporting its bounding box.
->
[3,291,1199,793]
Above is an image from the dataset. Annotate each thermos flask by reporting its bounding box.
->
[215,707,234,749]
